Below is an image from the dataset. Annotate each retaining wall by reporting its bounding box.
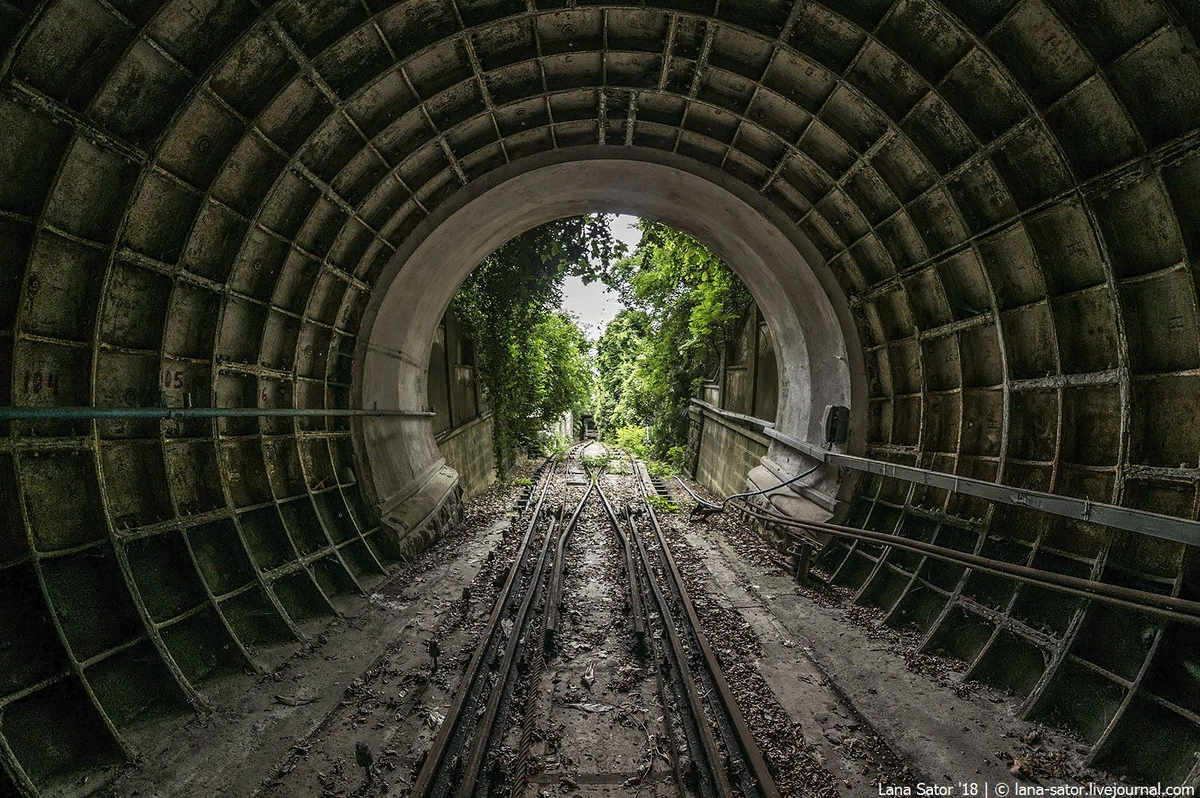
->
[437,411,496,500]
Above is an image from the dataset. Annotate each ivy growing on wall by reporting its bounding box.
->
[452,215,622,472]
[592,221,751,460]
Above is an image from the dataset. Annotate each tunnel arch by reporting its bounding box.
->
[353,146,863,534]
[0,0,1198,792]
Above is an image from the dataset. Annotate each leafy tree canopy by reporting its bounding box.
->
[593,221,751,462]
[452,216,622,471]
[448,215,748,475]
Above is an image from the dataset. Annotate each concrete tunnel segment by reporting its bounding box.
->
[354,147,864,540]
[1,0,1200,791]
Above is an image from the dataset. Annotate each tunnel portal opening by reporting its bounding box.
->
[353,149,864,554]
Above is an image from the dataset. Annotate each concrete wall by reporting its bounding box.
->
[550,410,576,442]
[437,412,496,500]
[428,310,484,436]
[428,309,495,500]
[700,302,779,423]
[691,407,770,501]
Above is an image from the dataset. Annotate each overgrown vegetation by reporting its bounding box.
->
[452,216,622,473]
[543,433,574,461]
[593,221,751,461]
[581,453,613,478]
[644,494,679,514]
[451,215,748,477]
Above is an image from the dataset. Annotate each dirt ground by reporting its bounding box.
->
[99,456,1116,798]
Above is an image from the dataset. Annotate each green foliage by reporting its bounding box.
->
[605,458,631,475]
[530,311,594,419]
[593,222,750,459]
[613,425,651,460]
[509,477,533,487]
[643,446,686,479]
[453,216,623,473]
[592,309,651,436]
[644,495,679,514]
[540,433,573,461]
[581,453,613,478]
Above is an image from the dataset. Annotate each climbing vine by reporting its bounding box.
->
[452,216,622,472]
[593,221,751,461]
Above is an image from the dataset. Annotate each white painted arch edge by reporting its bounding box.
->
[352,147,866,518]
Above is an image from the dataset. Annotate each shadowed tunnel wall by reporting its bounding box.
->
[0,0,1199,794]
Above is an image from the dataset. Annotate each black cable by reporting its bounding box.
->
[674,458,825,513]
[722,460,823,506]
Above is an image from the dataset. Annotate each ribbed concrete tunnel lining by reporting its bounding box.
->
[0,0,1197,793]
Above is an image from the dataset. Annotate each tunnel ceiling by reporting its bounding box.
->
[0,0,1199,793]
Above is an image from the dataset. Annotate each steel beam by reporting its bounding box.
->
[689,400,1200,547]
[0,407,435,420]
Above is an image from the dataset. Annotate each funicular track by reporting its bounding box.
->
[410,443,780,798]
[606,460,781,798]
[409,444,575,798]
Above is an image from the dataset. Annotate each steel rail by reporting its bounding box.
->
[545,481,594,652]
[454,506,561,798]
[516,481,593,797]
[635,471,782,798]
[622,501,733,798]
[409,456,558,798]
[466,443,592,797]
[0,406,435,419]
[732,498,1200,627]
[596,484,647,655]
[598,475,727,797]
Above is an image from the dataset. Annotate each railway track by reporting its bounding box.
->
[408,445,566,798]
[613,460,781,798]
[406,442,781,798]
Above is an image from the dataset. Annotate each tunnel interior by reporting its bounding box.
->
[1,0,1199,793]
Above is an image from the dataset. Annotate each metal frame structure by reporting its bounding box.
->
[691,399,1200,546]
[0,407,433,420]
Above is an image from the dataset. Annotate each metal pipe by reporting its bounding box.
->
[733,499,1200,627]
[765,425,1200,547]
[686,399,1200,546]
[0,406,435,420]
[674,475,721,509]
[690,398,773,430]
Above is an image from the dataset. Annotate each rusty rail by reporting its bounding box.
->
[596,484,647,656]
[545,481,594,652]
[408,455,559,798]
[634,467,783,798]
[597,478,730,798]
[453,506,561,798]
[625,502,736,797]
